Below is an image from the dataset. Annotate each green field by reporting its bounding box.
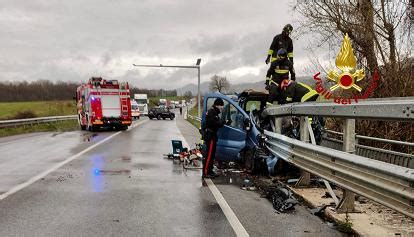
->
[0,100,77,120]
[0,100,78,137]
[0,120,79,138]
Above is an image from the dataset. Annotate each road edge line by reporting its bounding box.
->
[176,117,248,236]
[0,119,148,201]
[205,178,250,237]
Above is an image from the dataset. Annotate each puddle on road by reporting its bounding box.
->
[96,169,131,175]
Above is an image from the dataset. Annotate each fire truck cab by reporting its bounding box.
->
[76,77,132,131]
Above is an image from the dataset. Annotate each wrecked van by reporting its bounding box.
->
[201,90,279,175]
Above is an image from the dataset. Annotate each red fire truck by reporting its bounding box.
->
[76,77,132,131]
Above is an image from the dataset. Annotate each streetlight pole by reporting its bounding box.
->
[132,58,202,117]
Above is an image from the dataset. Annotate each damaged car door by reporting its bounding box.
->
[203,94,248,162]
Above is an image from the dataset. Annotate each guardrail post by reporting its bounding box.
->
[184,106,188,119]
[337,119,356,212]
[274,118,282,134]
[296,116,311,187]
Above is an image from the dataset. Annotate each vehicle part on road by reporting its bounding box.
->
[264,186,298,213]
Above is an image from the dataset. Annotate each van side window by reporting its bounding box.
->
[222,102,244,130]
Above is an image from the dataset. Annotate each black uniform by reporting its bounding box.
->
[267,33,293,63]
[277,81,319,104]
[266,58,296,104]
[202,106,225,176]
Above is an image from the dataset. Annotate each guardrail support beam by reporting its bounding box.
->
[296,116,311,187]
[337,189,356,213]
[274,118,282,134]
[337,119,356,212]
[343,119,356,153]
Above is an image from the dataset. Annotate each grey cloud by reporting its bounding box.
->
[0,0,315,89]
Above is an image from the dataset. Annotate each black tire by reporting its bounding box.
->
[80,125,86,130]
[137,116,140,120]
[88,125,97,132]
[170,115,174,120]
[157,115,161,120]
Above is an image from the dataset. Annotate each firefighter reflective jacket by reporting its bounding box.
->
[278,82,319,104]
[266,58,296,86]
[267,33,293,63]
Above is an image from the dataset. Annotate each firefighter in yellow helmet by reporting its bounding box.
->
[265,24,294,65]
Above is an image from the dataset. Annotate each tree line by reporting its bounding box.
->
[0,80,178,102]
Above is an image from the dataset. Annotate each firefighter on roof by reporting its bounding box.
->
[265,24,294,64]
[265,48,296,106]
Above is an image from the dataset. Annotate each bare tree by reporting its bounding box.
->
[294,0,412,97]
[183,91,193,100]
[209,75,230,93]
[294,0,413,153]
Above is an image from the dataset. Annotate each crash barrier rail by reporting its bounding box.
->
[0,115,78,128]
[187,114,202,122]
[321,134,414,169]
[263,97,414,218]
[322,129,413,168]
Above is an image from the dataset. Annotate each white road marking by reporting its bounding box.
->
[0,119,148,201]
[175,118,249,237]
[205,178,250,237]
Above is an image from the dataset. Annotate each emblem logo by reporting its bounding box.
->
[313,34,379,104]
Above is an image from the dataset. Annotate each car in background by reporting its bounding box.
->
[148,107,175,120]
[131,100,141,119]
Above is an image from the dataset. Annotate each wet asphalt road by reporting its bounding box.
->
[0,113,345,236]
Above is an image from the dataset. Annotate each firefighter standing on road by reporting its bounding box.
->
[265,24,294,64]
[202,98,228,179]
[265,48,296,106]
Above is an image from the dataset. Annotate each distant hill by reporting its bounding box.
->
[177,76,314,95]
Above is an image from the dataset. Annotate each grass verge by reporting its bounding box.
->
[0,120,79,138]
[186,104,201,129]
[0,100,76,120]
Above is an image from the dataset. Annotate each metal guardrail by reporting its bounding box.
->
[263,97,414,217]
[264,130,414,218]
[322,137,414,168]
[184,99,414,217]
[324,129,414,147]
[0,115,78,128]
[263,97,414,121]
[187,114,201,122]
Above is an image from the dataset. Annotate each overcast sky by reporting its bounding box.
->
[0,0,326,89]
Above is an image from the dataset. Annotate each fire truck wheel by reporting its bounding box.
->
[88,125,97,132]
